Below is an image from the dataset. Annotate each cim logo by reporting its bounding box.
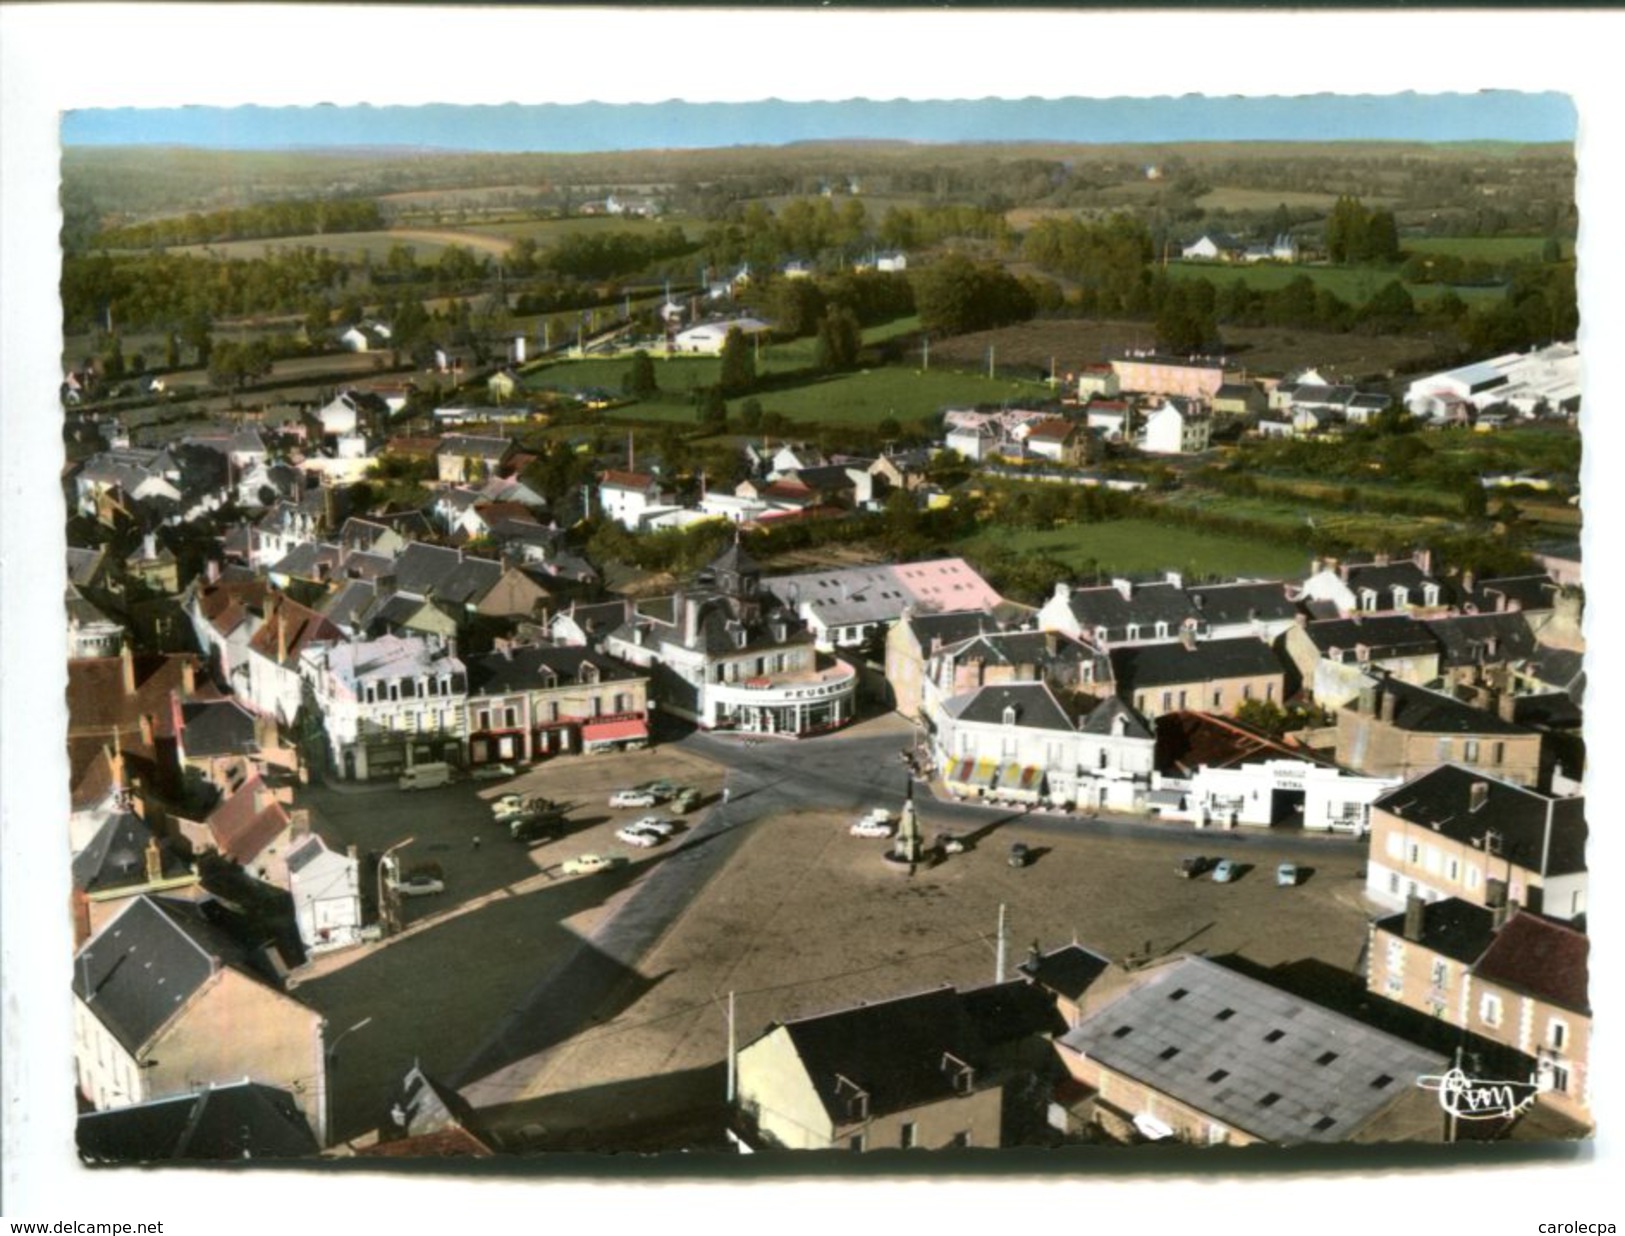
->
[1416,1067,1543,1121]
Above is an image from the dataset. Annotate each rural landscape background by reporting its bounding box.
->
[4,6,1619,1233]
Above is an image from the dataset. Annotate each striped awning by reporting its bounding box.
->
[946,757,998,790]
[581,718,648,745]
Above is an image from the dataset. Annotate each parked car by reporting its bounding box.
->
[1211,859,1238,883]
[616,825,662,848]
[1276,862,1299,887]
[391,874,445,897]
[1008,842,1030,868]
[850,809,892,838]
[631,816,676,837]
[671,788,703,814]
[1177,855,1210,879]
[471,763,516,782]
[510,814,560,844]
[609,789,659,809]
[561,854,615,876]
[491,793,552,820]
[940,834,966,855]
[398,762,453,791]
[634,779,681,801]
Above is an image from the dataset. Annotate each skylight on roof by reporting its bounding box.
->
[1264,1029,1286,1043]
[1208,1069,1229,1084]
[1112,1025,1134,1039]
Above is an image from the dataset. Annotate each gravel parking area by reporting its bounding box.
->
[502,804,1373,1103]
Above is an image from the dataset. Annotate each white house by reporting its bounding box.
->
[285,835,364,953]
[1155,759,1401,834]
[1404,342,1580,420]
[598,469,674,530]
[672,317,774,355]
[300,633,469,781]
[931,682,1154,811]
[1139,399,1212,455]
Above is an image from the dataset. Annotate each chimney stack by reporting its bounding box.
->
[1179,628,1197,652]
[181,658,196,697]
[1379,689,1397,724]
[1469,780,1489,812]
[138,713,155,748]
[1497,691,1518,724]
[121,642,137,695]
[144,838,164,884]
[1403,893,1426,943]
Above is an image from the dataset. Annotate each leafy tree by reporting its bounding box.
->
[877,415,901,440]
[622,349,659,398]
[1363,210,1401,264]
[1461,478,1489,520]
[304,298,331,343]
[814,306,862,371]
[717,327,756,395]
[739,398,764,431]
[163,333,180,371]
[1542,236,1563,263]
[1356,280,1417,333]
[100,335,125,381]
[770,278,828,338]
[695,385,728,428]
[911,253,1036,337]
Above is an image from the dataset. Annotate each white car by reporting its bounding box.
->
[391,874,445,897]
[631,816,676,837]
[850,810,893,838]
[471,763,516,782]
[609,789,658,809]
[615,825,662,848]
[561,854,615,876]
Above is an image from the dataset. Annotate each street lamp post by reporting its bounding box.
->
[376,837,415,938]
[322,1015,373,1148]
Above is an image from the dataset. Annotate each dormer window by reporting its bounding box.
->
[941,1052,975,1095]
[1423,583,1440,606]
[1155,621,1169,639]
[1002,705,1017,727]
[1126,624,1141,641]
[1359,589,1378,612]
[1094,626,1109,645]
[833,1074,869,1122]
[1391,585,1409,610]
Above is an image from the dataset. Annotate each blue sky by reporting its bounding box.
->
[61,94,1576,151]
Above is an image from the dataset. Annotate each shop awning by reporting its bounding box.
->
[582,718,648,744]
[995,762,1043,800]
[946,757,998,791]
[1147,789,1186,809]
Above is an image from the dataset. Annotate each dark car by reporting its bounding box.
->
[1177,855,1210,879]
[1008,842,1030,868]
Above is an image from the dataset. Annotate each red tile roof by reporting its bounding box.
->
[247,596,343,666]
[600,469,658,490]
[193,580,272,637]
[1474,913,1590,1014]
[206,776,292,866]
[1026,417,1078,441]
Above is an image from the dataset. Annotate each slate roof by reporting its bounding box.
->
[370,1063,494,1156]
[908,609,1005,651]
[72,811,188,895]
[73,897,251,1054]
[1460,575,1558,615]
[1019,943,1114,1002]
[67,546,108,589]
[467,643,640,695]
[943,682,1075,732]
[1373,764,1586,877]
[389,543,502,606]
[1110,637,1284,691]
[1184,582,1298,629]
[1343,562,1438,606]
[554,599,633,640]
[1080,695,1153,739]
[1372,897,1498,966]
[1062,582,1198,641]
[77,1081,318,1163]
[437,434,513,460]
[318,579,377,631]
[768,986,996,1125]
[1473,913,1589,1014]
[1058,956,1448,1144]
[1353,678,1531,736]
[181,698,257,758]
[1424,613,1536,669]
[1306,615,1439,661]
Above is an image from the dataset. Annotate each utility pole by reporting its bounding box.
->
[921,335,930,371]
[995,903,1008,983]
[987,346,995,380]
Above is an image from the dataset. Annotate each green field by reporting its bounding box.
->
[959,518,1310,579]
[1163,259,1507,308]
[462,215,698,246]
[1401,235,1555,261]
[164,228,504,263]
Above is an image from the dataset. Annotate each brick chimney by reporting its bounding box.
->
[1379,689,1397,724]
[138,713,155,748]
[121,642,137,695]
[1403,893,1426,943]
[144,838,164,883]
[1469,780,1489,812]
[1497,691,1518,724]
[1179,628,1197,652]
[181,658,196,697]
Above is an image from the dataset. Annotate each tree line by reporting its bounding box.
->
[91,198,385,250]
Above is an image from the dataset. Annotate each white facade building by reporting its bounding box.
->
[286,835,364,952]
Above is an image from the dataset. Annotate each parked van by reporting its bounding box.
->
[398,762,453,791]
